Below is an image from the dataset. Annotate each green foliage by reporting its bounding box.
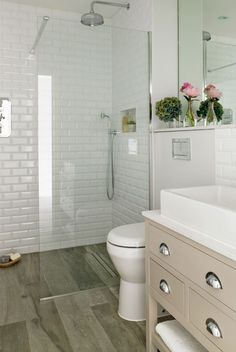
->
[197,99,224,121]
[155,97,182,122]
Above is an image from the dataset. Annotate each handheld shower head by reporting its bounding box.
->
[81,1,130,27]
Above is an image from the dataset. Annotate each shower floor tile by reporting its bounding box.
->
[40,243,120,298]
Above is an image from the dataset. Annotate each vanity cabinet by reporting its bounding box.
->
[145,219,236,352]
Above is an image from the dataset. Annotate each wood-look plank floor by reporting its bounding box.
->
[0,244,146,351]
[40,243,120,298]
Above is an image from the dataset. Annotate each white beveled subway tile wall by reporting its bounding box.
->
[0,0,39,254]
[111,28,150,227]
[0,0,113,253]
[215,127,236,187]
[112,0,152,31]
[38,19,113,250]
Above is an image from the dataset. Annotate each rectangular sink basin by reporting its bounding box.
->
[161,185,236,249]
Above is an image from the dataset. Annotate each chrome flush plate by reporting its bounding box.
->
[172,138,191,160]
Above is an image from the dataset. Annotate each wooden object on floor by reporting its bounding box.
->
[0,256,21,268]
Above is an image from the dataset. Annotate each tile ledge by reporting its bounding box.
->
[153,124,236,133]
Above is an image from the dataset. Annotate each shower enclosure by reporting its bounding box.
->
[207,39,236,124]
[36,17,150,299]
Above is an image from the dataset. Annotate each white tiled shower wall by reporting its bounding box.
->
[111,0,151,227]
[111,28,150,226]
[0,1,39,253]
[0,1,114,253]
[0,0,151,253]
[38,19,113,251]
[215,127,236,187]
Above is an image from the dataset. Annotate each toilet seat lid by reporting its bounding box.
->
[108,222,145,248]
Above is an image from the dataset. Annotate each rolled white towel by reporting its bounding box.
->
[9,253,21,261]
[156,320,208,352]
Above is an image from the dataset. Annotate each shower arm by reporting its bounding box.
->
[90,1,130,12]
[29,16,49,55]
[208,61,236,73]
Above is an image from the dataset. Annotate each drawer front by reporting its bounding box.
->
[150,259,184,314]
[149,224,236,311]
[189,289,236,352]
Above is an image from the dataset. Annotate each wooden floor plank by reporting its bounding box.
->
[0,244,145,352]
[27,300,74,352]
[0,321,31,352]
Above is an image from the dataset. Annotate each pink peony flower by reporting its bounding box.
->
[180,82,192,92]
[180,82,200,98]
[204,84,222,100]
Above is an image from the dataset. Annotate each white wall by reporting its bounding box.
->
[38,19,113,251]
[151,0,178,130]
[151,0,236,209]
[153,129,216,208]
[0,1,113,253]
[0,0,152,253]
[0,1,39,254]
[112,0,152,31]
[111,0,151,226]
[215,127,236,187]
[111,28,150,226]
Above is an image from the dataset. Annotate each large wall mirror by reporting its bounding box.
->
[179,0,236,124]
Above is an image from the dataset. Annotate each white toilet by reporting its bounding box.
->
[107,222,145,321]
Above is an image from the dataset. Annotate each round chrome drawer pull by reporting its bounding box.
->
[159,279,171,294]
[206,272,222,290]
[159,243,170,256]
[206,318,222,338]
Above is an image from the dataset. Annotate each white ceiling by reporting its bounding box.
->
[4,0,126,17]
[204,0,236,39]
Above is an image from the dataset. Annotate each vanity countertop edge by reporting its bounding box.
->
[142,210,236,263]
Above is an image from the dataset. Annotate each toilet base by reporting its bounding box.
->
[118,280,146,321]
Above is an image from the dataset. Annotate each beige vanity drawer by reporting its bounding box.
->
[189,289,236,352]
[149,224,236,311]
[150,259,184,314]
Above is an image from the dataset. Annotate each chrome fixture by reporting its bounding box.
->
[159,243,171,257]
[100,112,111,119]
[206,318,222,339]
[205,272,223,290]
[101,112,120,200]
[159,280,171,295]
[202,31,211,41]
[202,31,211,88]
[81,1,130,27]
[208,61,236,73]
[29,16,49,55]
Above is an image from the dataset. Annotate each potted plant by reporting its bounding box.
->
[180,82,200,126]
[202,84,223,125]
[155,97,182,127]
[197,99,224,125]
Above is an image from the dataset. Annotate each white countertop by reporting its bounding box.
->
[142,210,236,262]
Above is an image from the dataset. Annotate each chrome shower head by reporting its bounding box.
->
[81,11,104,27]
[81,1,130,27]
